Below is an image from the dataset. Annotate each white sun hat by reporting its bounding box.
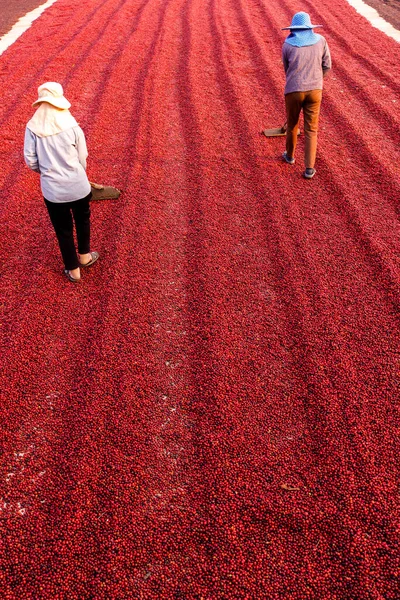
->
[32,82,71,109]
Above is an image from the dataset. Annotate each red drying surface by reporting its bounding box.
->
[1,0,400,597]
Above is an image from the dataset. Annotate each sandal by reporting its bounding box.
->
[79,251,99,268]
[64,269,81,283]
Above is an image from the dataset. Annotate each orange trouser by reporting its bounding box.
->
[285,90,322,169]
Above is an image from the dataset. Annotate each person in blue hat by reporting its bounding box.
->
[281,12,331,179]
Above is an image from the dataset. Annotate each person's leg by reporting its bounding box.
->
[71,192,98,266]
[303,90,322,169]
[285,92,304,159]
[44,199,80,272]
[71,192,91,258]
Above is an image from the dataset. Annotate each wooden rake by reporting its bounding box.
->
[262,122,301,137]
[90,181,122,200]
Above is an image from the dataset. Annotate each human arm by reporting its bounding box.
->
[322,40,332,75]
[23,128,40,172]
[282,44,289,74]
[74,126,89,171]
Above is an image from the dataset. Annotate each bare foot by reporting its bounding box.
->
[79,251,99,267]
[69,267,81,280]
[79,253,92,265]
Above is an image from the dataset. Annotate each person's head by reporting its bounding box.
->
[32,82,71,110]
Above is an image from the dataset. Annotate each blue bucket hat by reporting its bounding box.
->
[282,12,323,47]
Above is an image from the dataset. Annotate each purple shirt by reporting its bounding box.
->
[282,37,331,95]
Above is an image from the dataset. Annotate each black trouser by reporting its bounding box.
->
[44,192,92,270]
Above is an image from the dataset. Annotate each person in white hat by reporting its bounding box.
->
[24,82,99,282]
[281,12,331,179]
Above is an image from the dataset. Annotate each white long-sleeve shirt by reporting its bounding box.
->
[24,125,91,203]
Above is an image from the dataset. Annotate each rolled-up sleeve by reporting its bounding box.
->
[24,127,40,172]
